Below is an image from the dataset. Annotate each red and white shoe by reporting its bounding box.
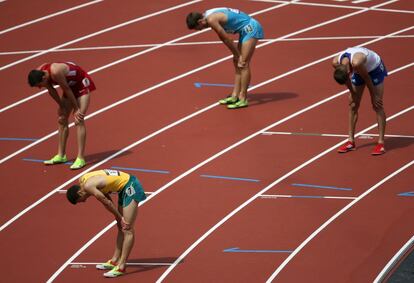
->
[371,143,385,155]
[337,141,356,153]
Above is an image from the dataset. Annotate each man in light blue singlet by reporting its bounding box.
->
[186,8,264,109]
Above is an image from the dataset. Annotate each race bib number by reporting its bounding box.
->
[244,24,253,33]
[82,77,90,87]
[125,185,136,197]
[104,169,120,176]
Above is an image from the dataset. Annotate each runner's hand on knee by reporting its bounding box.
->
[237,56,247,68]
[58,115,68,125]
[74,110,85,125]
[121,217,131,231]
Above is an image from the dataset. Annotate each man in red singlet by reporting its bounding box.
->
[28,62,96,169]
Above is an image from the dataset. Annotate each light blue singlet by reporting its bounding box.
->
[204,7,264,43]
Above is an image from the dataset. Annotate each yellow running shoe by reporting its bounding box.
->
[96,260,117,270]
[103,266,125,278]
[44,155,67,165]
[70,157,86,170]
[219,96,238,105]
[227,99,248,109]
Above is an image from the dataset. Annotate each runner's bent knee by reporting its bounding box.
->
[58,115,69,125]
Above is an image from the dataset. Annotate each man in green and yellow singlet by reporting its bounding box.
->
[66,169,146,278]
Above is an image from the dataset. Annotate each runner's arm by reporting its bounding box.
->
[51,67,79,112]
[207,15,239,57]
[84,184,122,221]
[352,53,375,95]
[46,84,62,106]
[332,56,340,68]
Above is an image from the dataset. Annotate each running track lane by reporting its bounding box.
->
[0,0,101,32]
[270,159,414,282]
[1,1,412,282]
[2,5,410,228]
[0,0,200,67]
[0,0,205,105]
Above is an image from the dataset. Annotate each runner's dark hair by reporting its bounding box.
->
[186,12,203,29]
[28,70,45,87]
[333,65,348,85]
[66,185,81,205]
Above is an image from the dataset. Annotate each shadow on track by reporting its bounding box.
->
[248,92,298,107]
[122,257,181,276]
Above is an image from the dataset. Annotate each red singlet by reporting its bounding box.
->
[40,62,96,97]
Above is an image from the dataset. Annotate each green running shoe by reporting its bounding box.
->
[104,266,125,278]
[70,157,86,170]
[219,96,238,105]
[227,99,248,109]
[96,260,117,270]
[44,154,67,165]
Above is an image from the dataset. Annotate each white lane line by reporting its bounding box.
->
[0,0,104,36]
[1,35,413,55]
[0,1,286,113]
[253,0,414,14]
[2,8,410,231]
[260,194,357,200]
[267,159,414,282]
[262,132,414,139]
[254,0,365,9]
[70,261,173,266]
[374,235,414,283]
[0,0,202,72]
[353,0,372,3]
[47,62,413,283]
[155,68,414,282]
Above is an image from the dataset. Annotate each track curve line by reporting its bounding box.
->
[0,0,104,35]
[267,158,414,282]
[0,0,202,72]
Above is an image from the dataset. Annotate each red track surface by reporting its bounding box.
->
[1,0,413,282]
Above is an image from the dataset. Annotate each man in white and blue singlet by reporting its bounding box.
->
[186,8,264,109]
[332,47,388,155]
